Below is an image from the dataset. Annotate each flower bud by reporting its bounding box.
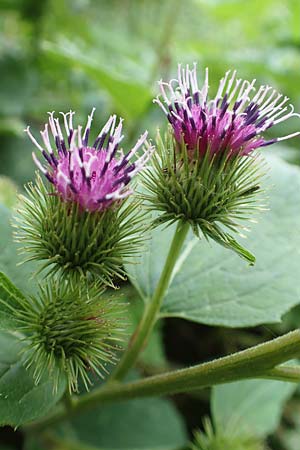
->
[17,281,125,392]
[15,110,154,285]
[191,419,264,450]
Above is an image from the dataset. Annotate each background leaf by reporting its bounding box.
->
[54,395,188,450]
[211,378,296,438]
[0,330,66,427]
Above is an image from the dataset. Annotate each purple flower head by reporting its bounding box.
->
[25,109,153,212]
[154,64,300,157]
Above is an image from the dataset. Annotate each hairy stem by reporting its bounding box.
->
[111,221,190,381]
[26,329,300,431]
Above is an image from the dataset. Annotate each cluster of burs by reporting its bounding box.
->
[10,64,300,392]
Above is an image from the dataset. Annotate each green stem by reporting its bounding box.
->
[111,221,190,381]
[26,330,300,432]
[63,391,74,413]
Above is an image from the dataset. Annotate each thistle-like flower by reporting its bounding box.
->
[154,64,300,157]
[25,109,152,212]
[143,64,300,263]
[17,280,125,393]
[16,111,153,284]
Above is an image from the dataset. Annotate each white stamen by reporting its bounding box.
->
[32,152,47,173]
[189,63,199,94]
[260,95,289,119]
[236,80,250,102]
[83,107,96,142]
[84,155,97,178]
[60,112,70,137]
[24,126,44,153]
[70,129,78,152]
[77,125,83,148]
[235,79,256,113]
[68,110,75,132]
[96,114,115,140]
[225,70,237,95]
[110,115,117,136]
[158,80,171,104]
[200,67,209,106]
[274,107,300,125]
[105,184,126,200]
[113,118,124,143]
[153,97,169,115]
[40,124,54,155]
[251,85,265,104]
[54,118,64,141]
[259,91,282,114]
[171,110,184,122]
[277,131,300,141]
[47,111,58,138]
[215,70,231,102]
[57,170,71,191]
[130,144,155,176]
[227,78,242,104]
[119,131,148,164]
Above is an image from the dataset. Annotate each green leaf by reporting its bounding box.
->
[0,271,26,330]
[211,378,296,438]
[0,330,66,427]
[127,155,300,327]
[54,396,188,450]
[0,204,38,295]
[43,41,152,120]
[0,176,18,209]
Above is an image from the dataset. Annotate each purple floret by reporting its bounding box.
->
[154,64,300,157]
[25,109,153,212]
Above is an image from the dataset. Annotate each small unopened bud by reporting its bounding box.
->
[191,418,264,450]
[16,281,125,392]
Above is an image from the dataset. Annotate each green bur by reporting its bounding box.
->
[14,175,143,286]
[0,272,126,393]
[142,130,266,265]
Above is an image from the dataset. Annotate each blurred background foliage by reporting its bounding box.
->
[1,0,300,449]
[1,0,300,185]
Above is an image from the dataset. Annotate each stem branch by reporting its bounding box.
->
[26,329,300,432]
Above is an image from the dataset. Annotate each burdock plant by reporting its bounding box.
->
[15,110,153,285]
[2,63,300,447]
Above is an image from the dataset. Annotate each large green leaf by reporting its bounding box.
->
[0,204,37,295]
[127,155,300,327]
[54,396,187,450]
[0,330,66,427]
[211,378,296,438]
